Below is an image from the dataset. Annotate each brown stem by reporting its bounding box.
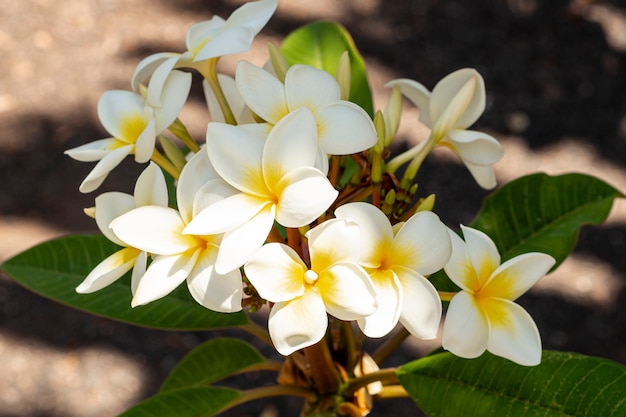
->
[303,338,341,395]
[371,327,410,364]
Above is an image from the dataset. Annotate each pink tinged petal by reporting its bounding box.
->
[318,263,377,321]
[235,61,288,124]
[111,206,197,255]
[205,121,267,196]
[461,225,501,286]
[307,219,362,268]
[391,211,451,275]
[65,138,119,162]
[485,253,555,301]
[131,250,200,307]
[441,291,489,359]
[262,108,318,187]
[334,202,394,269]
[97,90,146,140]
[94,192,135,245]
[244,243,306,302]
[224,0,277,34]
[444,228,478,292]
[214,204,276,274]
[186,18,225,51]
[176,150,221,223]
[131,52,180,92]
[484,298,542,366]
[358,270,403,338]
[75,247,140,293]
[78,145,133,193]
[316,102,378,155]
[395,267,442,340]
[385,78,433,127]
[430,68,485,130]
[195,25,256,61]
[153,70,192,132]
[444,129,504,166]
[130,250,147,295]
[268,289,328,356]
[134,162,168,208]
[145,55,182,108]
[274,167,338,228]
[184,193,268,235]
[134,114,156,163]
[285,65,340,110]
[187,245,243,313]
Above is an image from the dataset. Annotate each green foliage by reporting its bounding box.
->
[161,338,266,392]
[1,234,248,330]
[118,387,240,417]
[280,20,374,116]
[398,350,626,417]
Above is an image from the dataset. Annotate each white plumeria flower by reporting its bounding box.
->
[184,107,339,274]
[235,61,378,173]
[244,218,377,355]
[76,162,168,295]
[334,202,451,339]
[131,0,277,105]
[387,69,504,189]
[65,70,191,193]
[442,225,555,366]
[203,74,255,124]
[109,150,243,312]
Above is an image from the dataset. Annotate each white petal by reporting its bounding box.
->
[204,75,255,124]
[391,210,451,275]
[316,101,377,155]
[186,17,225,51]
[134,162,168,208]
[176,150,221,223]
[319,263,377,320]
[444,129,504,165]
[385,78,433,127]
[334,202,393,269]
[235,60,288,124]
[224,0,277,35]
[268,289,328,355]
[205,121,267,196]
[430,68,485,130]
[130,250,147,295]
[131,52,179,92]
[131,250,199,307]
[461,225,501,286]
[358,270,402,338]
[307,218,361,268]
[111,206,196,255]
[485,298,542,366]
[486,253,555,301]
[65,138,119,162]
[97,91,146,140]
[192,179,240,220]
[133,114,156,163]
[195,25,256,61]
[444,228,477,292]
[78,145,133,193]
[244,243,306,302]
[262,107,318,187]
[275,167,338,227]
[396,267,442,339]
[153,70,192,132]
[441,291,489,358]
[187,245,243,313]
[285,64,340,110]
[94,192,135,245]
[75,247,140,293]
[145,55,181,108]
[214,204,276,274]
[463,160,498,190]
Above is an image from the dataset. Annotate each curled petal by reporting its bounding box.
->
[153,70,192,132]
[130,250,147,295]
[485,253,555,301]
[224,0,277,35]
[486,298,542,366]
[134,115,156,163]
[195,26,256,61]
[444,129,504,166]
[192,179,240,221]
[463,160,498,190]
[319,263,377,321]
[285,65,340,110]
[358,270,402,338]
[441,291,489,358]
[134,162,169,208]
[268,289,328,356]
[430,68,485,130]
[316,101,377,155]
[385,78,432,127]
[236,61,288,124]
[145,55,182,108]
[396,267,442,339]
[94,192,135,245]
[78,145,133,193]
[75,247,140,293]
[186,18,226,51]
[131,52,179,92]
[65,138,119,162]
[244,243,306,302]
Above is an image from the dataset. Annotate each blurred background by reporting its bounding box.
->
[1,0,626,415]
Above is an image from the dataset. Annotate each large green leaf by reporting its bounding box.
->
[471,173,623,267]
[280,21,374,116]
[119,387,240,417]
[1,234,248,330]
[398,350,626,417]
[161,338,266,392]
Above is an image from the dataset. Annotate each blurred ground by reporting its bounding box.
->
[1,0,626,415]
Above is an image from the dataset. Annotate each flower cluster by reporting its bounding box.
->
[67,0,554,366]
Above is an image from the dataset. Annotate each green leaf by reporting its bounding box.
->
[1,234,248,330]
[161,338,266,392]
[119,387,240,417]
[398,350,626,417]
[471,173,623,267]
[280,21,374,116]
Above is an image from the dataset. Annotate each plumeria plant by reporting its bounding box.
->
[4,1,626,416]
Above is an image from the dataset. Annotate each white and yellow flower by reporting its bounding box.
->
[442,225,555,366]
[334,202,451,339]
[184,107,338,274]
[244,218,377,355]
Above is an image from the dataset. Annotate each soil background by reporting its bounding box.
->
[2,0,626,416]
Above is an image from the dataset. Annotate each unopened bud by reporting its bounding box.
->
[268,43,289,83]
[383,85,402,146]
[415,193,436,212]
[336,51,351,101]
[159,135,187,171]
